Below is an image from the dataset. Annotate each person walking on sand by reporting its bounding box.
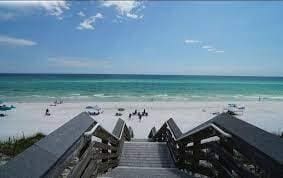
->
[143,109,146,115]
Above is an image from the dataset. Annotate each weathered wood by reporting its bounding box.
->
[0,112,96,178]
[93,141,118,152]
[93,127,119,145]
[69,145,94,178]
[102,167,194,178]
[93,152,119,160]
[112,118,125,138]
[148,113,283,178]
[148,127,157,139]
[167,118,182,139]
[98,160,119,172]
[81,159,98,178]
[207,142,257,178]
[0,113,133,178]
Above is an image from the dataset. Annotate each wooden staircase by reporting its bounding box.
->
[99,141,191,178]
[2,113,283,178]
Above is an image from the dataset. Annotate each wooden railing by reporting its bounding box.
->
[63,118,132,177]
[148,113,283,178]
[0,112,132,178]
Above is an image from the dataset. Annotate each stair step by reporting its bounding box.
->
[99,167,192,178]
[98,141,186,177]
[130,139,149,142]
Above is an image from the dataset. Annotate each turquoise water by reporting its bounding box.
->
[1,74,283,102]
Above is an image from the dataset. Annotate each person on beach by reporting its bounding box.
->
[138,112,142,122]
[129,113,132,119]
[133,110,137,115]
[45,108,50,116]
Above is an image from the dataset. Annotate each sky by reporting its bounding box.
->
[0,1,283,76]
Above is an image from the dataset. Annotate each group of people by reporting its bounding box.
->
[89,111,101,116]
[45,99,64,116]
[50,99,63,106]
[129,109,148,121]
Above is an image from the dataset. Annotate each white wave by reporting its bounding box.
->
[70,93,81,96]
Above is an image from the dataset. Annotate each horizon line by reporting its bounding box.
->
[0,72,283,78]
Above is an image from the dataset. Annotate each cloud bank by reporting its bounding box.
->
[0,35,37,46]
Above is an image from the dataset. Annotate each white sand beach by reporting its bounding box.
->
[1,101,283,140]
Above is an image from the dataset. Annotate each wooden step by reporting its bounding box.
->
[98,141,192,177]
[119,142,175,168]
[99,167,192,178]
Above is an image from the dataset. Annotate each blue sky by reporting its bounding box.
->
[0,1,283,76]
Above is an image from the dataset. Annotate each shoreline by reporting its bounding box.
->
[1,101,283,140]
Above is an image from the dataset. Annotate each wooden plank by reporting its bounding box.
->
[148,127,156,139]
[112,118,125,138]
[93,127,119,145]
[167,118,182,139]
[0,112,96,178]
[98,160,119,172]
[213,113,283,165]
[93,141,118,152]
[207,142,257,178]
[69,145,94,178]
[94,153,119,160]
[81,159,98,178]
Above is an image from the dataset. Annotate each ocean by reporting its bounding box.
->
[1,74,283,102]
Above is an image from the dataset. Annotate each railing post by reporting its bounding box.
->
[178,142,186,168]
[192,137,201,173]
[218,137,233,176]
[220,137,233,155]
[102,139,109,168]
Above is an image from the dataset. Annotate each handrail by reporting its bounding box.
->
[148,113,283,178]
[84,123,100,136]
[177,123,231,141]
[0,112,97,178]
[66,117,131,177]
[0,112,132,178]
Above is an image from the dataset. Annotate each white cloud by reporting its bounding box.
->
[40,1,69,17]
[0,35,37,46]
[207,48,216,52]
[101,1,144,19]
[126,13,143,19]
[184,39,202,44]
[185,40,225,54]
[48,57,111,68]
[202,45,213,49]
[77,13,103,30]
[0,1,70,17]
[77,11,85,17]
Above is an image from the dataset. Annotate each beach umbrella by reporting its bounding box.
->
[0,106,11,111]
[93,105,101,111]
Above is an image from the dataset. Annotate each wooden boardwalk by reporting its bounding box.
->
[1,112,283,177]
[99,141,191,178]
